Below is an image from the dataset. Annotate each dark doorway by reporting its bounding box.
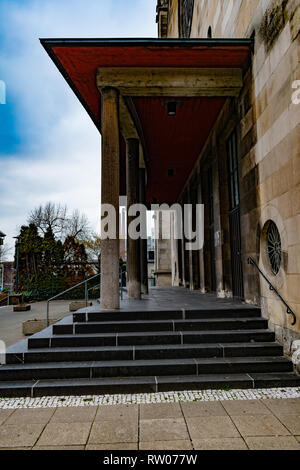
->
[227,131,244,298]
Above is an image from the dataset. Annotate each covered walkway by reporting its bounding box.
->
[89,286,257,312]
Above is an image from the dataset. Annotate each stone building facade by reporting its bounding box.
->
[156,0,300,353]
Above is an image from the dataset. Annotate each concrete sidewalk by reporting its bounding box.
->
[0,300,72,347]
[0,398,300,450]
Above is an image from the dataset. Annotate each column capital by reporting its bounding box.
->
[100,85,120,95]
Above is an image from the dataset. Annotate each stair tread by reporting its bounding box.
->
[49,329,272,338]
[72,317,266,325]
[0,372,299,389]
[10,341,282,354]
[81,308,261,315]
[0,356,290,370]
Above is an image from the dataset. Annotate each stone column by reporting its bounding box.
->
[191,181,200,290]
[187,187,195,291]
[139,168,148,294]
[171,211,180,286]
[126,138,141,299]
[100,87,120,310]
[182,195,190,288]
[197,181,206,293]
[179,200,186,287]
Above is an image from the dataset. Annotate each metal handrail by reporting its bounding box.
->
[247,257,296,326]
[46,272,100,327]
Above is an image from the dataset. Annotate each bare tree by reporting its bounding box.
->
[64,210,91,241]
[28,202,91,241]
[28,202,67,237]
[0,243,12,262]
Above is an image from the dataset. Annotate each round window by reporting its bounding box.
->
[266,221,282,275]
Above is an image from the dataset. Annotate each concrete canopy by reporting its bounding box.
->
[41,38,252,204]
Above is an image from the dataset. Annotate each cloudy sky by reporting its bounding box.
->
[0,0,157,256]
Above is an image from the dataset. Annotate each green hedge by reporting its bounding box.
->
[21,276,100,302]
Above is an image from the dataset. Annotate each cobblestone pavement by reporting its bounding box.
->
[0,396,299,450]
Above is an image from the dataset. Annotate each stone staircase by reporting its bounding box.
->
[1,306,300,397]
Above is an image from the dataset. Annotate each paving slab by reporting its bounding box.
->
[4,408,55,425]
[37,422,91,446]
[231,414,291,437]
[140,403,182,420]
[0,447,32,450]
[86,443,138,450]
[139,418,189,442]
[33,445,85,450]
[263,398,300,415]
[88,420,138,444]
[0,424,44,447]
[181,401,227,418]
[192,438,248,450]
[245,436,300,450]
[0,409,14,425]
[275,414,300,435]
[139,440,193,450]
[186,416,240,439]
[50,406,97,423]
[221,399,272,416]
[95,404,138,421]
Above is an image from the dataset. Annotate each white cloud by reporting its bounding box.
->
[0,0,157,253]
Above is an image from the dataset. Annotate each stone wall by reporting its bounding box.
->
[164,0,300,351]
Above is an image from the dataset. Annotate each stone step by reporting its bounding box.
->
[73,307,262,323]
[1,372,300,398]
[54,318,268,335]
[6,342,284,364]
[28,329,276,349]
[0,357,292,381]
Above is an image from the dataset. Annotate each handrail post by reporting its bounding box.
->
[120,267,123,300]
[85,280,88,308]
[46,300,49,328]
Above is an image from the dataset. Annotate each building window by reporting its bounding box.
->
[207,26,212,38]
[178,0,195,38]
[227,131,240,210]
[266,221,282,275]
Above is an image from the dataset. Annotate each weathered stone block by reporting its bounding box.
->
[69,301,92,312]
[155,271,172,286]
[13,304,31,312]
[9,294,22,306]
[22,319,57,336]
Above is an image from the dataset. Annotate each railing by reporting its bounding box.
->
[46,268,127,327]
[46,273,100,327]
[247,257,296,326]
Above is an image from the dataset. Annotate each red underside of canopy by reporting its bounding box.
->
[43,41,251,203]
